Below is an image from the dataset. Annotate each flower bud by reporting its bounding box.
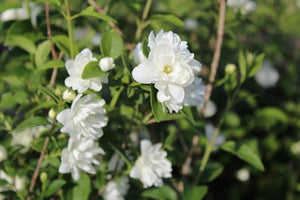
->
[62,89,76,102]
[225,64,236,74]
[99,57,115,72]
[40,172,48,184]
[48,108,56,119]
[55,88,61,96]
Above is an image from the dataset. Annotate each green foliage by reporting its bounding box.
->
[81,61,108,79]
[183,184,207,200]
[100,30,124,58]
[142,186,177,200]
[220,141,265,171]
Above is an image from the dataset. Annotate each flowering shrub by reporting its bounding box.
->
[0,0,300,199]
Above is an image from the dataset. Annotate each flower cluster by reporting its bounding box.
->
[57,48,114,181]
[132,30,205,113]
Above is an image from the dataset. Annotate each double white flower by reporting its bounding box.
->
[132,30,205,113]
[65,48,108,93]
[57,93,107,141]
[103,176,129,200]
[130,140,172,188]
[59,138,104,181]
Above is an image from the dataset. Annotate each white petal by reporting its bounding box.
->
[132,62,157,84]
[168,84,184,103]
[140,140,152,155]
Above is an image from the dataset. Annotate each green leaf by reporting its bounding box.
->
[81,61,108,79]
[220,141,265,171]
[37,0,61,7]
[142,186,177,200]
[39,86,60,103]
[100,30,123,58]
[142,38,150,58]
[30,137,46,152]
[37,60,65,71]
[14,117,49,132]
[45,179,66,197]
[238,51,247,82]
[72,174,91,200]
[248,53,265,77]
[150,14,184,27]
[72,6,117,23]
[199,161,224,183]
[183,184,207,200]
[5,35,36,54]
[52,35,70,57]
[35,40,52,67]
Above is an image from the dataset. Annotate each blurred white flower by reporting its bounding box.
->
[62,89,76,102]
[184,18,199,31]
[65,48,108,93]
[0,145,7,162]
[236,168,250,182]
[183,77,206,107]
[59,138,104,181]
[11,125,49,153]
[205,123,225,147]
[133,43,147,65]
[198,100,217,118]
[129,129,151,147]
[291,141,300,155]
[0,3,42,27]
[103,176,129,200]
[227,0,257,15]
[0,170,26,199]
[74,27,88,41]
[297,0,300,8]
[255,60,279,88]
[130,140,172,188]
[99,57,115,72]
[132,30,202,113]
[57,94,107,141]
[107,152,124,172]
[91,33,102,46]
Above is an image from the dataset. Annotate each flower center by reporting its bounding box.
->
[163,65,172,74]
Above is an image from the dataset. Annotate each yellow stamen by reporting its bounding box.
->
[163,66,172,74]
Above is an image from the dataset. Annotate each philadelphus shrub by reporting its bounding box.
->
[132,30,205,113]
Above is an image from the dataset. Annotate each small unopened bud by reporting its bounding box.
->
[48,108,56,119]
[63,89,76,102]
[225,64,236,74]
[99,57,115,72]
[55,88,61,96]
[40,172,48,184]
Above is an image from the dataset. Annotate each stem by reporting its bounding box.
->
[135,0,153,40]
[64,0,75,59]
[109,86,124,109]
[202,0,226,113]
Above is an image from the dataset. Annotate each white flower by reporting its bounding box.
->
[129,129,151,147]
[65,48,108,93]
[227,0,257,14]
[184,18,199,31]
[91,33,102,46]
[14,176,26,191]
[133,43,147,65]
[132,30,202,113]
[130,140,172,188]
[74,27,88,41]
[0,170,26,199]
[99,57,115,72]
[0,3,41,27]
[183,77,206,107]
[198,100,217,118]
[57,94,107,141]
[0,145,7,162]
[205,123,225,147]
[11,126,49,153]
[59,138,104,181]
[62,89,76,101]
[255,60,279,88]
[103,176,129,200]
[107,152,125,172]
[236,168,250,182]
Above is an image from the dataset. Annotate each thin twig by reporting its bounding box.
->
[87,0,123,36]
[202,0,226,113]
[181,135,199,176]
[49,51,64,88]
[27,136,50,200]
